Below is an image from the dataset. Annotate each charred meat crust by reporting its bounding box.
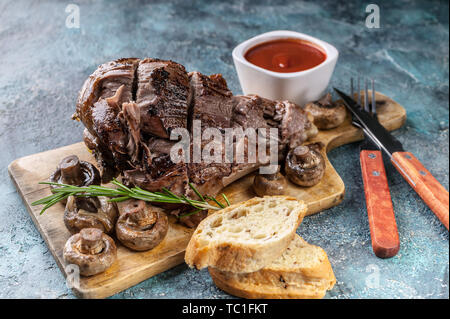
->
[137,58,189,138]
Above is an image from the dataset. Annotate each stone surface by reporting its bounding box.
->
[0,0,448,299]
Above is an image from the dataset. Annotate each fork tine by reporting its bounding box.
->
[364,79,370,113]
[350,78,354,98]
[371,79,377,118]
[357,78,361,106]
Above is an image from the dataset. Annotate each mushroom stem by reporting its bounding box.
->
[79,228,105,255]
[317,93,333,107]
[116,201,168,251]
[293,146,310,160]
[60,155,84,185]
[132,209,157,229]
[121,200,157,229]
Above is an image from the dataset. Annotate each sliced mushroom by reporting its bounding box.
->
[252,166,287,196]
[50,155,101,198]
[64,195,118,234]
[63,228,117,276]
[285,143,326,187]
[304,93,346,130]
[116,200,169,251]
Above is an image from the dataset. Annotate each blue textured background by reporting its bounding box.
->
[0,0,448,299]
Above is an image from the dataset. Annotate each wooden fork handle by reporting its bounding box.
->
[360,150,400,258]
[391,152,449,230]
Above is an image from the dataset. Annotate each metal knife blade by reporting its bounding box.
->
[334,88,404,157]
[352,120,380,151]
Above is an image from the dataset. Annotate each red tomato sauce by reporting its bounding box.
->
[244,38,327,73]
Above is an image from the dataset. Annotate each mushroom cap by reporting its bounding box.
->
[63,228,117,277]
[49,156,101,204]
[285,144,326,187]
[304,93,346,130]
[50,155,100,187]
[64,196,118,234]
[252,172,287,196]
[116,200,169,251]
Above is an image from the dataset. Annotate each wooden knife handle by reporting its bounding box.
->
[360,150,400,258]
[391,152,449,230]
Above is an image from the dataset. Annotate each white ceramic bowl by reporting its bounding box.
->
[232,30,339,106]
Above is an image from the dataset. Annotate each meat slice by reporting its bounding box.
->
[231,95,269,130]
[119,101,141,163]
[136,58,189,138]
[186,72,235,196]
[268,100,312,150]
[123,137,189,196]
[187,137,232,197]
[90,97,130,173]
[75,58,139,181]
[189,72,234,129]
[75,58,139,130]
[235,95,311,150]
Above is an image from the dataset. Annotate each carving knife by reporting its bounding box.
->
[335,88,449,231]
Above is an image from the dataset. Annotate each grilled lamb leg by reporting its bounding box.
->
[75,57,314,227]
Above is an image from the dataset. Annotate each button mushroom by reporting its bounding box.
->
[64,195,118,234]
[50,155,101,198]
[285,143,326,187]
[304,93,346,130]
[63,228,117,276]
[252,166,287,196]
[116,200,169,251]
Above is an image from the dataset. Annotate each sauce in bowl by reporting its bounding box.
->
[244,38,326,73]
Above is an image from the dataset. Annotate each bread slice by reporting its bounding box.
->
[209,235,336,299]
[185,196,307,273]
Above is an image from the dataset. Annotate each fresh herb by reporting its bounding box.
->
[31,179,230,216]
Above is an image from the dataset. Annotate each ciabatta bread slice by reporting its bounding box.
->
[185,196,306,273]
[209,235,336,299]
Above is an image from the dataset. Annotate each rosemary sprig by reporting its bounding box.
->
[31,179,229,216]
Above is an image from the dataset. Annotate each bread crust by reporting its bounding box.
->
[184,196,306,273]
[208,235,336,299]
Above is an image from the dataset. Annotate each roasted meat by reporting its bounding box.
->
[137,58,190,138]
[189,71,233,129]
[75,57,313,227]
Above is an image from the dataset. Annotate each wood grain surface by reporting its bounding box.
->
[8,91,406,298]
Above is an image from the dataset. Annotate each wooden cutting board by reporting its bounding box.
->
[8,91,406,298]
